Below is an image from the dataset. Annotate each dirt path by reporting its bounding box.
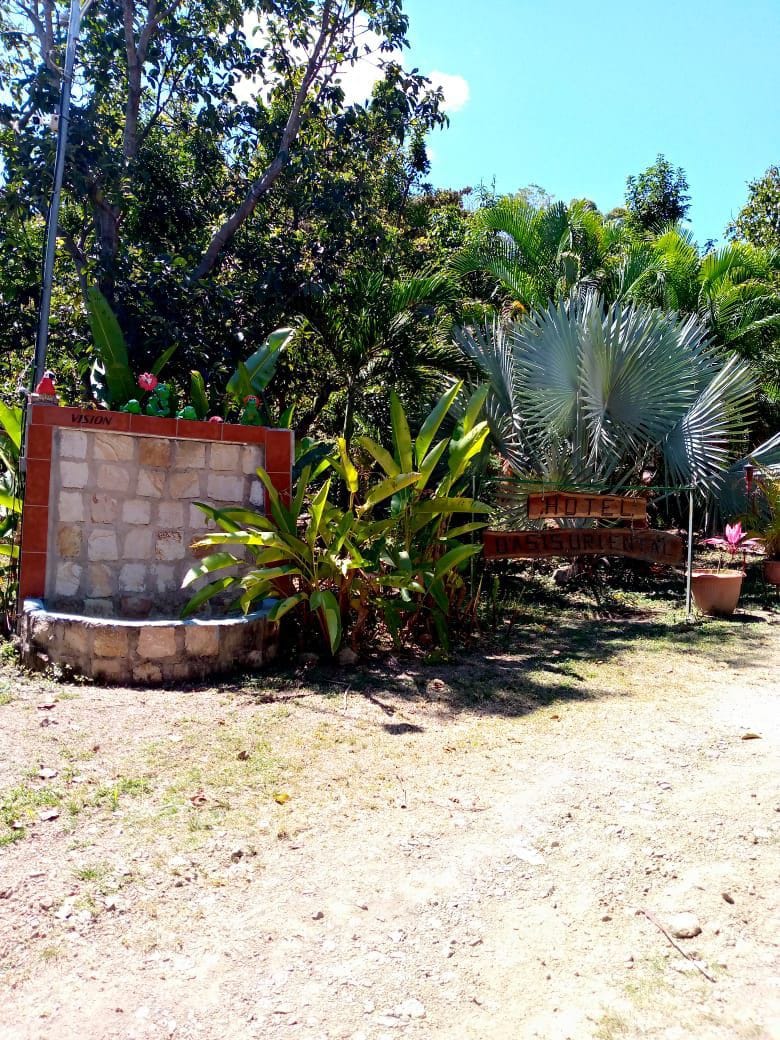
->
[0,617,778,1040]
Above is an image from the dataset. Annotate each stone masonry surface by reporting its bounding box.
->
[46,428,265,616]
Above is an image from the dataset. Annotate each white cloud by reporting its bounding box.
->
[427,71,470,113]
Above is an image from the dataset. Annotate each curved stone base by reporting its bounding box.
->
[19,599,278,685]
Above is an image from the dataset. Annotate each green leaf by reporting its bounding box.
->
[85,286,136,407]
[0,542,19,558]
[0,401,22,456]
[433,543,482,579]
[448,423,490,482]
[182,552,239,587]
[226,327,294,400]
[0,490,22,515]
[357,472,420,513]
[308,479,331,546]
[336,438,359,494]
[180,576,236,617]
[189,370,209,420]
[150,344,177,378]
[461,384,490,435]
[415,381,462,464]
[310,588,342,654]
[416,439,448,491]
[415,497,492,516]
[267,592,308,622]
[390,391,413,473]
[356,436,400,477]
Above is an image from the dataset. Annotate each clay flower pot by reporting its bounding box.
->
[690,569,744,616]
[764,559,780,587]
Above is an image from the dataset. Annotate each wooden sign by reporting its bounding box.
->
[484,528,683,565]
[527,492,646,522]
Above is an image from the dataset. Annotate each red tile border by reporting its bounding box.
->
[221,423,267,445]
[176,417,222,441]
[19,552,46,601]
[26,425,52,460]
[129,414,178,437]
[265,430,293,472]
[24,459,51,506]
[21,506,49,554]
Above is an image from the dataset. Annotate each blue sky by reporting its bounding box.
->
[402,0,780,246]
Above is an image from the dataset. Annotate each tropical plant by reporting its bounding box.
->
[624,154,691,232]
[701,521,762,571]
[0,401,24,631]
[454,295,756,507]
[181,383,491,653]
[743,471,780,560]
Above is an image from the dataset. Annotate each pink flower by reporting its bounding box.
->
[724,522,743,550]
[208,416,224,423]
[138,372,158,392]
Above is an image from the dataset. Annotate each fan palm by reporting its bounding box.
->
[455,294,756,501]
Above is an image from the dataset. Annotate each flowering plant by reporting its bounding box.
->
[701,521,762,571]
[138,372,158,392]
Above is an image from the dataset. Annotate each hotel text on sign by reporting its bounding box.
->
[526,492,646,522]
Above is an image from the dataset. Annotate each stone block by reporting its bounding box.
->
[94,433,134,461]
[210,443,241,471]
[119,563,147,592]
[155,530,185,561]
[185,625,219,657]
[137,626,177,659]
[153,564,176,594]
[63,623,89,655]
[30,617,55,644]
[87,529,118,562]
[60,461,89,488]
[84,598,114,618]
[242,445,265,475]
[133,662,163,684]
[55,562,82,597]
[157,502,183,527]
[86,564,113,598]
[93,659,126,683]
[139,438,172,468]
[59,491,85,523]
[123,528,153,558]
[122,499,152,525]
[57,524,82,558]
[169,471,201,499]
[207,473,244,502]
[137,470,166,497]
[94,627,129,657]
[175,441,205,469]
[249,480,265,508]
[90,493,119,523]
[59,430,88,459]
[97,464,131,493]
[120,596,153,618]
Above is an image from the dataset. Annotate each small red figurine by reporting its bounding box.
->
[33,370,59,405]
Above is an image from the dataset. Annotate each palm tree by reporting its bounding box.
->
[454,294,756,502]
[293,270,468,443]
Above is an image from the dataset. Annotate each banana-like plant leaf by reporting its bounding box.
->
[180,576,237,617]
[85,286,136,406]
[267,592,308,622]
[0,401,22,456]
[433,542,482,580]
[226,327,294,400]
[182,552,240,587]
[356,436,400,477]
[390,391,413,473]
[310,588,342,653]
[150,344,177,378]
[336,438,359,494]
[357,472,420,513]
[0,489,23,514]
[415,381,462,464]
[190,370,209,420]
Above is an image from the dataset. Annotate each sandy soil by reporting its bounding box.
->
[0,614,778,1040]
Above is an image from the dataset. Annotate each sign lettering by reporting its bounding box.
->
[484,528,683,565]
[527,492,646,522]
[71,413,113,426]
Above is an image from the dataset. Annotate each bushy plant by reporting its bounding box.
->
[181,383,491,654]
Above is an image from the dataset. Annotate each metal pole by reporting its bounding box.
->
[685,488,694,616]
[32,0,85,389]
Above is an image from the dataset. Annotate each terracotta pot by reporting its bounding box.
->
[690,569,744,616]
[764,559,780,586]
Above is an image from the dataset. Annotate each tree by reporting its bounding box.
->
[0,0,448,393]
[454,295,756,500]
[727,165,780,250]
[625,154,690,232]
